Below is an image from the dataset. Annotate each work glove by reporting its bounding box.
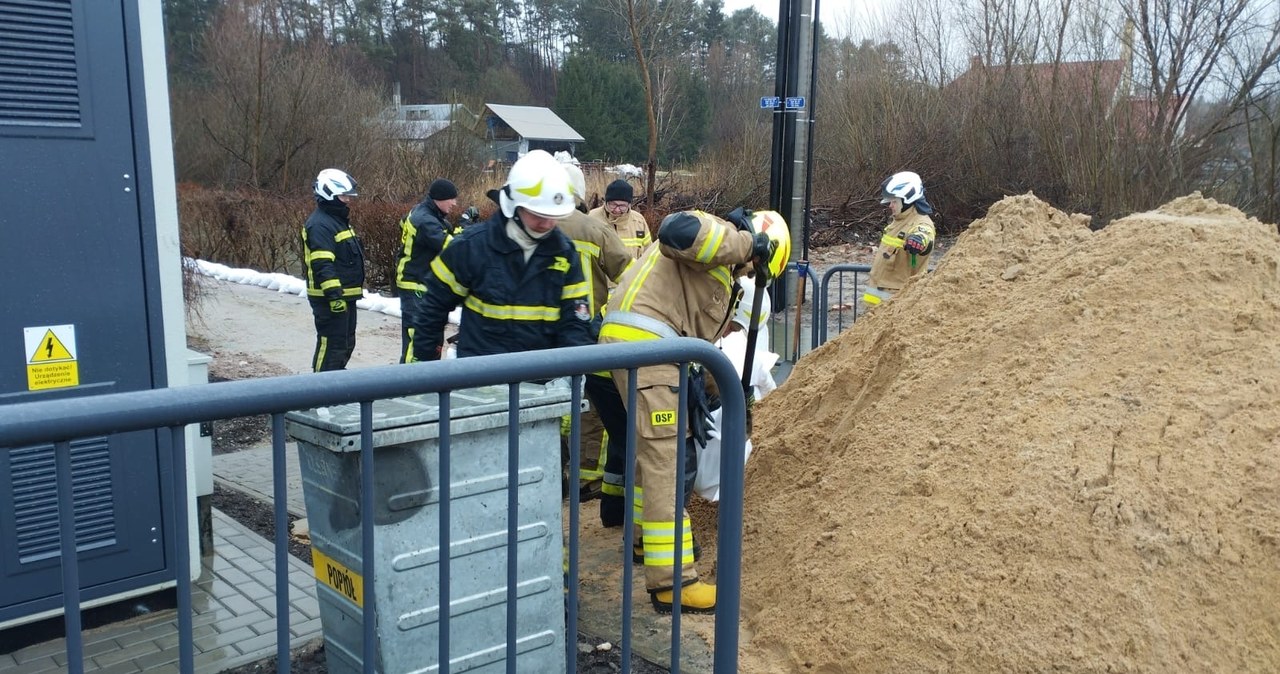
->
[725,207,754,233]
[903,232,928,255]
[686,366,716,450]
[460,206,480,225]
[752,232,776,281]
[328,299,347,314]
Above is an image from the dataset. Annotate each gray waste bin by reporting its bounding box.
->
[286,383,572,673]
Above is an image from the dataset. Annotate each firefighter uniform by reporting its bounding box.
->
[301,197,365,372]
[556,208,633,490]
[395,199,456,363]
[598,210,754,600]
[866,208,935,304]
[412,211,594,361]
[589,206,652,259]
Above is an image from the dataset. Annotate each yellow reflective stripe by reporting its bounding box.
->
[430,257,467,296]
[341,287,362,298]
[463,296,559,321]
[881,235,904,248]
[642,547,696,565]
[599,323,662,342]
[308,251,336,262]
[643,519,694,541]
[601,482,624,496]
[621,237,648,247]
[578,250,596,314]
[320,279,342,290]
[695,222,726,263]
[313,337,327,371]
[395,216,415,286]
[397,281,427,292]
[708,265,732,292]
[619,246,662,310]
[561,281,588,300]
[335,229,356,242]
[575,240,601,258]
[642,519,696,565]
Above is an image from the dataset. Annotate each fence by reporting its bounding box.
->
[0,339,748,674]
[768,263,873,370]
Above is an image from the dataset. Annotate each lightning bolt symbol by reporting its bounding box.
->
[45,337,53,358]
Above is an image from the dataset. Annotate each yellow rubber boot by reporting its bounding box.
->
[650,581,716,614]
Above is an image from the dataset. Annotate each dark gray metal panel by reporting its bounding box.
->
[0,0,167,622]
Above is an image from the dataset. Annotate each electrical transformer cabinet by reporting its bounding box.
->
[0,0,188,627]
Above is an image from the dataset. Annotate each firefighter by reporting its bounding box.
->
[589,179,652,259]
[557,164,633,500]
[301,168,365,372]
[865,170,936,305]
[395,178,461,363]
[411,150,594,361]
[597,208,791,613]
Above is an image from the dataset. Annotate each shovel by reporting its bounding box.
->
[741,264,769,402]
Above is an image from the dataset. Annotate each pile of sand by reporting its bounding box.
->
[741,194,1280,672]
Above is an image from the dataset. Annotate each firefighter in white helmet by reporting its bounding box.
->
[410,150,594,360]
[865,170,936,305]
[301,168,365,372]
[595,207,790,614]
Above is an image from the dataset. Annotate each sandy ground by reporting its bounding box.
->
[185,276,404,374]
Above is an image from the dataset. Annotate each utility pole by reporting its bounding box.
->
[767,0,818,311]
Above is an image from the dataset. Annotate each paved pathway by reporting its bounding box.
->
[213,444,307,518]
[0,511,320,673]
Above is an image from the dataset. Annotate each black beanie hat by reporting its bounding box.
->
[428,178,458,201]
[604,179,633,203]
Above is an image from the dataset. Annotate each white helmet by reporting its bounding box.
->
[314,168,358,201]
[562,163,587,205]
[499,150,575,219]
[879,171,923,205]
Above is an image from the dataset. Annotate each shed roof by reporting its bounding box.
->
[483,104,585,142]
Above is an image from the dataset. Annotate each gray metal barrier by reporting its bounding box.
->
[0,339,747,674]
[818,263,873,345]
[768,262,822,368]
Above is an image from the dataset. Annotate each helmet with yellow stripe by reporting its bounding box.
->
[499,150,575,219]
[750,210,791,279]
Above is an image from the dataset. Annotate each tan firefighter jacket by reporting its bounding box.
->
[589,206,652,259]
[868,208,935,292]
[556,209,632,316]
[600,210,753,389]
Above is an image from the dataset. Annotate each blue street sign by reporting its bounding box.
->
[760,96,781,109]
[785,96,806,109]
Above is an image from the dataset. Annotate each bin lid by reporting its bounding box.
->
[283,380,575,441]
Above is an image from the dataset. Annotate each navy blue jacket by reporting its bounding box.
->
[394,199,455,292]
[415,212,594,360]
[301,198,365,300]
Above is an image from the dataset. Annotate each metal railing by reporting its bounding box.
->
[818,263,873,345]
[0,339,747,674]
[768,262,822,367]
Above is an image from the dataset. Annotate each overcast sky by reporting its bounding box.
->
[719,0,885,37]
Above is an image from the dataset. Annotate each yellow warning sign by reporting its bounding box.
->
[31,330,74,362]
[28,362,79,391]
[313,548,364,607]
[24,324,79,391]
